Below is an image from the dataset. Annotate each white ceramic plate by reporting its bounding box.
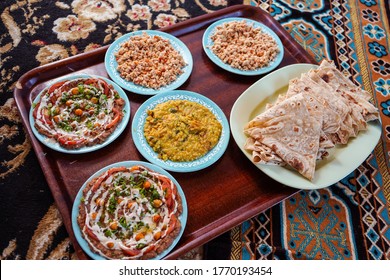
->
[29,74,131,154]
[105,30,193,95]
[202,17,284,76]
[230,63,382,189]
[132,90,230,172]
[71,160,188,260]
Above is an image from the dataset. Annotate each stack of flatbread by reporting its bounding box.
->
[244,60,379,181]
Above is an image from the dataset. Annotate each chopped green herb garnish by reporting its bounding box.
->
[58,121,72,132]
[151,189,160,201]
[132,221,144,231]
[119,217,129,229]
[107,195,117,213]
[86,121,94,129]
[136,243,146,249]
[77,84,84,94]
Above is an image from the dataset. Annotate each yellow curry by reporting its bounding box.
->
[144,100,222,162]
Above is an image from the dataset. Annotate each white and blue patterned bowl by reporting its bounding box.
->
[131,90,230,172]
[72,160,188,260]
[105,30,193,95]
[202,17,284,76]
[29,74,131,154]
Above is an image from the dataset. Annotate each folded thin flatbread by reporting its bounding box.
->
[317,60,372,100]
[244,59,379,181]
[244,138,285,165]
[312,60,379,122]
[305,71,358,144]
[245,94,321,181]
[286,77,341,136]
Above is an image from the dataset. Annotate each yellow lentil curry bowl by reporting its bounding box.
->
[144,99,222,162]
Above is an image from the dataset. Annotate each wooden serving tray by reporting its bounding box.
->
[14,5,316,259]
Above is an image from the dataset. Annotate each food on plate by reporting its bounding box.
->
[208,20,280,71]
[32,77,125,149]
[144,99,222,161]
[115,32,187,89]
[245,94,321,180]
[77,165,183,260]
[244,60,379,180]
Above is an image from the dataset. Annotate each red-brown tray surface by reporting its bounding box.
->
[14,5,316,259]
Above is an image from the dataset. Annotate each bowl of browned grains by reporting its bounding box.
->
[203,17,284,76]
[105,30,193,95]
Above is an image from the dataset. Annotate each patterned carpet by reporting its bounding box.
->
[225,0,390,260]
[1,0,389,260]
